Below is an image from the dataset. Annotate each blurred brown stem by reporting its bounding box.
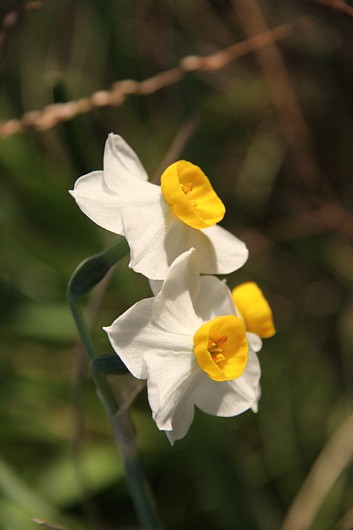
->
[152,114,200,183]
[282,413,353,530]
[0,1,41,56]
[0,17,313,137]
[234,0,328,195]
[313,0,353,17]
[269,199,353,242]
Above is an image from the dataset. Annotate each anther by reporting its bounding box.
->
[212,353,226,363]
[181,182,193,194]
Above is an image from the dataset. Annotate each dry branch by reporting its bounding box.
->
[0,17,313,138]
[314,0,353,17]
[234,0,324,193]
[282,413,353,530]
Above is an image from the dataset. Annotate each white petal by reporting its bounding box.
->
[70,166,160,235]
[199,225,249,274]
[194,276,236,321]
[149,279,163,296]
[163,370,205,443]
[104,158,159,205]
[104,298,154,378]
[153,249,202,335]
[106,289,199,438]
[163,217,220,276]
[165,399,195,445]
[123,203,230,280]
[144,348,197,432]
[105,298,192,379]
[192,349,261,417]
[103,134,149,189]
[70,134,160,235]
[247,332,263,353]
[121,198,175,280]
[164,221,249,276]
[70,171,125,234]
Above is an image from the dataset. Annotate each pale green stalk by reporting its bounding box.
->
[67,238,162,529]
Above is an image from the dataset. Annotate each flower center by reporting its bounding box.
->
[160,160,225,229]
[208,335,227,363]
[193,315,248,382]
[231,282,276,338]
[181,182,193,194]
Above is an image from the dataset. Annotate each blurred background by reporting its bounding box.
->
[1,1,353,529]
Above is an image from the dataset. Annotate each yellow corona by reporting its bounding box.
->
[193,315,248,381]
[160,160,225,229]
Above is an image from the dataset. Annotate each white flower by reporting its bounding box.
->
[70,133,248,280]
[104,249,261,444]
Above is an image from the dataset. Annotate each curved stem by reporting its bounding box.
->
[68,239,163,529]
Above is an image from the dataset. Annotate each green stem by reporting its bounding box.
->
[68,239,162,529]
[68,296,96,361]
[94,376,161,529]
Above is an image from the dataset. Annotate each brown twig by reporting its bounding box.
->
[234,0,325,194]
[313,0,353,17]
[334,505,353,530]
[0,1,41,55]
[152,114,200,182]
[0,17,314,138]
[282,413,353,530]
[32,518,67,530]
[268,200,353,242]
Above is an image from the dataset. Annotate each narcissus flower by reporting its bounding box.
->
[70,134,248,280]
[104,249,261,444]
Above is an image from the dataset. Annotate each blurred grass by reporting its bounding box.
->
[1,0,353,529]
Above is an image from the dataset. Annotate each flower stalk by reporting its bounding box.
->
[67,238,162,530]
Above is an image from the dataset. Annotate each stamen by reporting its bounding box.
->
[193,315,248,381]
[212,353,226,363]
[216,335,228,346]
[208,335,228,361]
[208,341,220,353]
[181,182,193,194]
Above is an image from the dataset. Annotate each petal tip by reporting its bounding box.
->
[165,431,176,446]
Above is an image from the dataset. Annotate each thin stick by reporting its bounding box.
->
[273,200,353,242]
[0,17,313,137]
[70,265,121,527]
[234,0,325,193]
[282,413,353,530]
[0,1,41,54]
[67,240,163,530]
[313,0,353,17]
[152,114,200,183]
[32,518,67,530]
